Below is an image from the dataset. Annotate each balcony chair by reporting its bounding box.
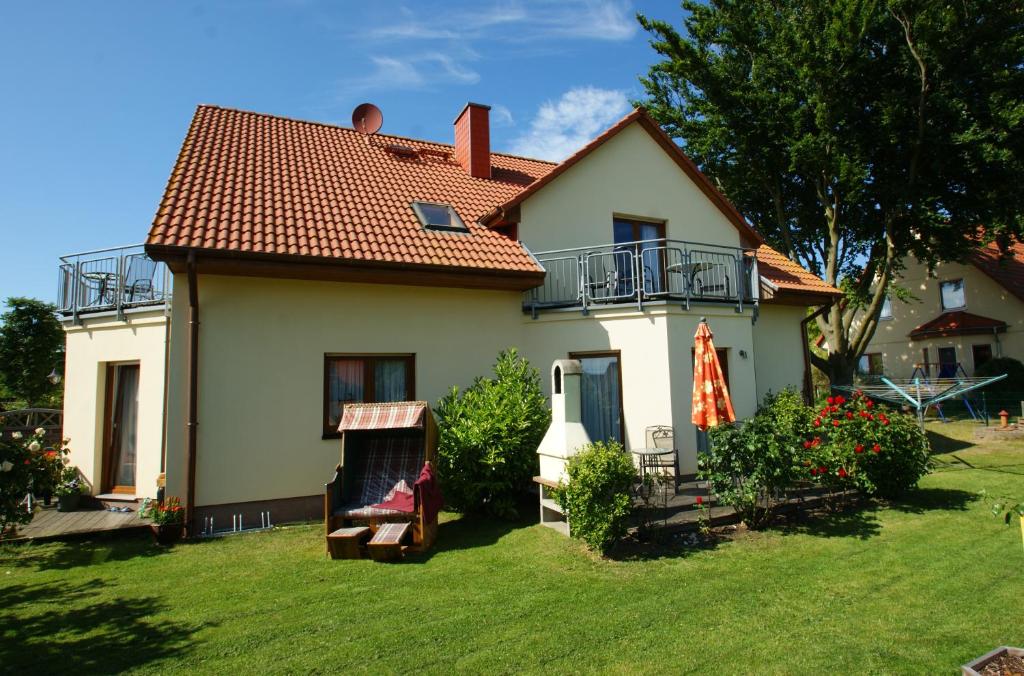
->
[124,256,158,304]
[324,401,441,559]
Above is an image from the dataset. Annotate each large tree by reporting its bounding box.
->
[0,298,64,407]
[638,0,1024,384]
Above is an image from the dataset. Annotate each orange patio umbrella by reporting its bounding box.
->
[692,318,736,431]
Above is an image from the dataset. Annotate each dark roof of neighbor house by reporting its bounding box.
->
[969,238,1024,303]
[909,310,1008,340]
[145,104,837,298]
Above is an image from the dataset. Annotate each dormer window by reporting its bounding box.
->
[940,279,965,310]
[412,201,468,232]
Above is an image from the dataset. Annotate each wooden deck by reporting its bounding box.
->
[8,504,149,542]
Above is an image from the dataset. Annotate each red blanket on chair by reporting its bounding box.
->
[415,461,443,523]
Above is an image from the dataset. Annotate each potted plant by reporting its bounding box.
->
[55,466,85,512]
[150,497,185,545]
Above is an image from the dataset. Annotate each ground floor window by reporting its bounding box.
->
[857,353,884,376]
[323,355,414,437]
[971,344,992,373]
[570,351,623,445]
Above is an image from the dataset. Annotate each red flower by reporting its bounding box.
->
[832,420,840,427]
[836,395,846,405]
[855,444,864,454]
[872,443,881,453]
[818,466,827,474]
[866,400,874,408]
[814,419,821,427]
[846,411,854,420]
[44,450,57,459]
[882,419,889,426]
[803,440,812,449]
[838,467,848,478]
[24,459,31,465]
[812,437,821,447]
[696,496,703,505]
[827,396,835,405]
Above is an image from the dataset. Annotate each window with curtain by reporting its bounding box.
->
[572,353,623,445]
[323,355,414,436]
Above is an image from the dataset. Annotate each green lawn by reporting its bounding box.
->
[2,421,1022,674]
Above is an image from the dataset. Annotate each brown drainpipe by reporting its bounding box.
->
[185,250,200,534]
[800,301,834,404]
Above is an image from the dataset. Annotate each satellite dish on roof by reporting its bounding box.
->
[352,103,383,135]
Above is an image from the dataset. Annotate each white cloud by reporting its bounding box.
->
[491,104,515,127]
[338,52,480,97]
[509,86,631,161]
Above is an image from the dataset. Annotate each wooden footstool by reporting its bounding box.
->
[367,522,411,562]
[327,526,371,559]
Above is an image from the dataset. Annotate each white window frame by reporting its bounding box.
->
[939,279,965,311]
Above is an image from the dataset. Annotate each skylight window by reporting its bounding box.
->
[412,201,467,232]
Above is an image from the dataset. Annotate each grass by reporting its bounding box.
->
[2,420,1022,675]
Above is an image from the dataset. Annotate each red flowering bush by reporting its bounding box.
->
[804,392,931,497]
[151,496,185,526]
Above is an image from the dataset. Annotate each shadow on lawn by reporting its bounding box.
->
[775,506,883,540]
[404,514,528,563]
[5,532,169,572]
[926,429,975,455]
[885,487,978,514]
[0,577,203,673]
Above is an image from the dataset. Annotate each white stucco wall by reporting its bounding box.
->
[861,258,1024,378]
[164,274,525,507]
[62,310,168,499]
[753,304,809,403]
[517,121,744,253]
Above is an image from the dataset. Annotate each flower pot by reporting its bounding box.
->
[57,492,81,512]
[151,523,184,545]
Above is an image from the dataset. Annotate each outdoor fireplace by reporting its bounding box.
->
[536,359,592,534]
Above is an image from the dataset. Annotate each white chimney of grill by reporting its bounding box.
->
[537,359,591,484]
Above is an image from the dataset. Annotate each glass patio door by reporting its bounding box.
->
[572,352,623,444]
[613,218,666,295]
[105,363,139,493]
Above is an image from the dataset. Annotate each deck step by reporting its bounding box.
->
[367,522,411,562]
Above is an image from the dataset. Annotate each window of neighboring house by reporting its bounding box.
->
[880,295,893,320]
[937,346,958,378]
[857,353,884,376]
[411,201,468,232]
[940,279,965,310]
[323,355,415,437]
[972,344,993,372]
[570,351,623,445]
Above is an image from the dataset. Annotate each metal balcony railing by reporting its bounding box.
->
[57,244,170,321]
[524,238,759,316]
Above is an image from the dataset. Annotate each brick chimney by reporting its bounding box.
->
[454,102,491,179]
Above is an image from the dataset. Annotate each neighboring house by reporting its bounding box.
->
[58,103,839,527]
[859,241,1024,378]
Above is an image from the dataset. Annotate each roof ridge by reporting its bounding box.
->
[195,104,557,165]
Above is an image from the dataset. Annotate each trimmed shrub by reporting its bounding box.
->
[702,389,813,529]
[553,441,636,553]
[435,349,550,519]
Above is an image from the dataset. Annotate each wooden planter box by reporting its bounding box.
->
[962,646,1024,675]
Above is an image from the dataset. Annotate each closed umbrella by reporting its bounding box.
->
[692,318,736,431]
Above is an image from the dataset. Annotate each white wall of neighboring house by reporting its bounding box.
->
[62,310,168,499]
[862,258,1023,378]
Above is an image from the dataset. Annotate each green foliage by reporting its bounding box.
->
[702,388,931,528]
[637,1,1024,384]
[435,349,550,519]
[702,389,814,529]
[975,357,1024,397]
[0,431,42,537]
[0,297,64,407]
[552,441,636,553]
[806,392,932,498]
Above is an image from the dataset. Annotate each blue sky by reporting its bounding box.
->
[0,0,677,304]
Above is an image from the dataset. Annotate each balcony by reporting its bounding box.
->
[524,238,759,316]
[58,244,170,321]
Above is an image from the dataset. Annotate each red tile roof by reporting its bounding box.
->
[909,310,1008,340]
[145,104,833,299]
[146,105,554,276]
[756,245,842,300]
[970,238,1024,303]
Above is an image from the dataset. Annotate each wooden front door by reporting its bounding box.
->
[104,363,140,493]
